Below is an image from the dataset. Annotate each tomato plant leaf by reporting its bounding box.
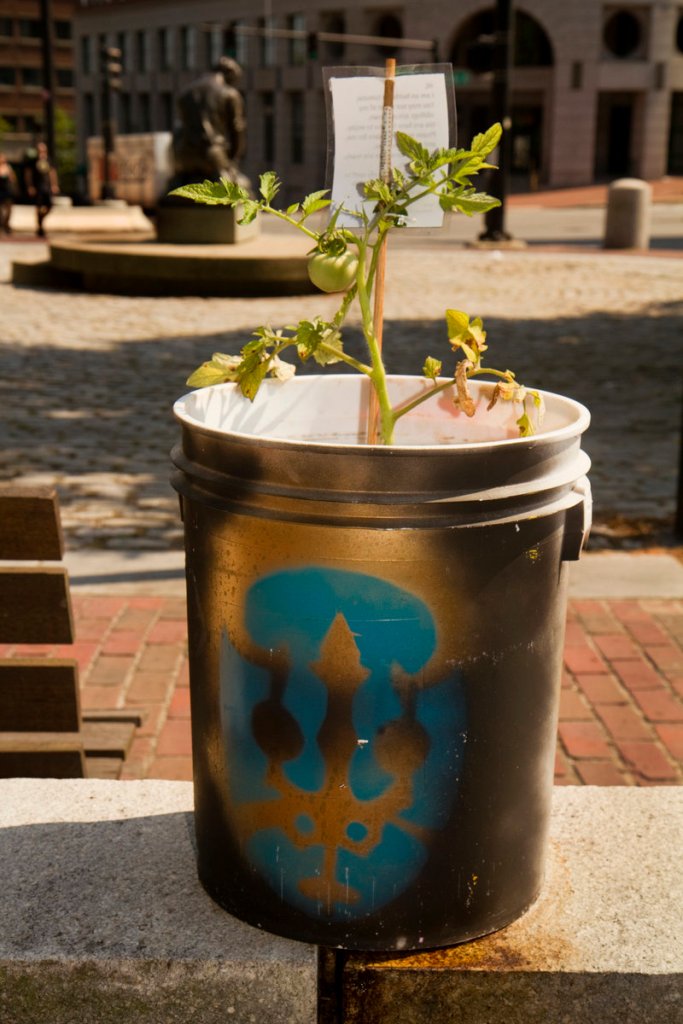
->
[169,180,247,206]
[301,190,331,217]
[238,199,261,224]
[259,171,280,203]
[471,123,502,157]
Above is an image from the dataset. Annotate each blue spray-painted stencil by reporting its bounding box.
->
[220,567,466,919]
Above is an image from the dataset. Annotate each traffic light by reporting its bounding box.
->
[100,46,123,90]
[307,31,319,60]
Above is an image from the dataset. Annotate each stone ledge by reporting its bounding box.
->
[1,783,681,1024]
[343,787,683,1023]
[0,779,317,1024]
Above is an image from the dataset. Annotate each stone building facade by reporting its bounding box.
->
[73,0,683,198]
[0,0,76,160]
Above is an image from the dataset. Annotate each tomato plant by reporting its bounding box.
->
[172,126,543,445]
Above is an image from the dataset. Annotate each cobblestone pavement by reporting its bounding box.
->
[1,239,682,550]
[3,592,680,785]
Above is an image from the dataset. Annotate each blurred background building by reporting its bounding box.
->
[0,0,76,160]
[2,0,683,202]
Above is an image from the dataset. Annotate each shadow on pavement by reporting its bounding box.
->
[1,306,681,548]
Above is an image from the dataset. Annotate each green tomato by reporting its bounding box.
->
[307,248,358,293]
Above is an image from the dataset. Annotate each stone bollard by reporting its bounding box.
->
[604,177,652,249]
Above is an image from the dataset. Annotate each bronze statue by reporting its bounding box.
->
[171,57,250,191]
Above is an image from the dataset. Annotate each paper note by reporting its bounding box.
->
[329,73,450,228]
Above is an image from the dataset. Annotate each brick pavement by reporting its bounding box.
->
[2,592,680,786]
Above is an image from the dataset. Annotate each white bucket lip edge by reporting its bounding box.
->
[173,375,591,453]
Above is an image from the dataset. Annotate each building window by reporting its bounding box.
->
[290,92,304,163]
[603,10,643,59]
[258,18,277,67]
[452,10,553,72]
[233,22,249,66]
[262,91,275,161]
[119,92,132,133]
[180,26,197,70]
[139,93,151,131]
[0,17,13,37]
[136,30,149,72]
[223,21,249,65]
[81,35,92,74]
[373,13,402,58]
[158,27,173,71]
[56,68,74,88]
[161,91,174,130]
[54,20,72,41]
[18,19,41,38]
[116,32,128,70]
[287,14,306,65]
[20,67,42,87]
[321,12,345,60]
[84,93,95,137]
[208,26,223,66]
[515,11,553,66]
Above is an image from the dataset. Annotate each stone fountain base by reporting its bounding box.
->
[11,231,316,297]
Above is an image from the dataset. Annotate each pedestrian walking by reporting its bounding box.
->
[0,152,17,234]
[24,142,59,237]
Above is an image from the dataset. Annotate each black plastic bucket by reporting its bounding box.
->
[172,375,591,951]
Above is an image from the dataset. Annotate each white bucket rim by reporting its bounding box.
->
[174,374,591,454]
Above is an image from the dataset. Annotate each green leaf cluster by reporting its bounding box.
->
[176,123,542,444]
[169,173,331,230]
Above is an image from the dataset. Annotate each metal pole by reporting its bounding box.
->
[201,21,437,52]
[101,81,114,200]
[39,0,55,159]
[479,0,513,241]
[100,48,118,201]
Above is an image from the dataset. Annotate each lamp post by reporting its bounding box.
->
[38,0,55,159]
[479,0,513,241]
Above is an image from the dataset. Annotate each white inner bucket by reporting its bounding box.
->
[175,375,590,451]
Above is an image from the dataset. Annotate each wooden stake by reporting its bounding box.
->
[367,57,396,445]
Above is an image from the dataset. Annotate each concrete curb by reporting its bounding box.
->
[343,787,683,1023]
[0,779,317,1024]
[0,782,680,1023]
[62,548,683,599]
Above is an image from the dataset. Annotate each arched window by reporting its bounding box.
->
[450,7,554,73]
[450,10,495,71]
[515,11,553,66]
